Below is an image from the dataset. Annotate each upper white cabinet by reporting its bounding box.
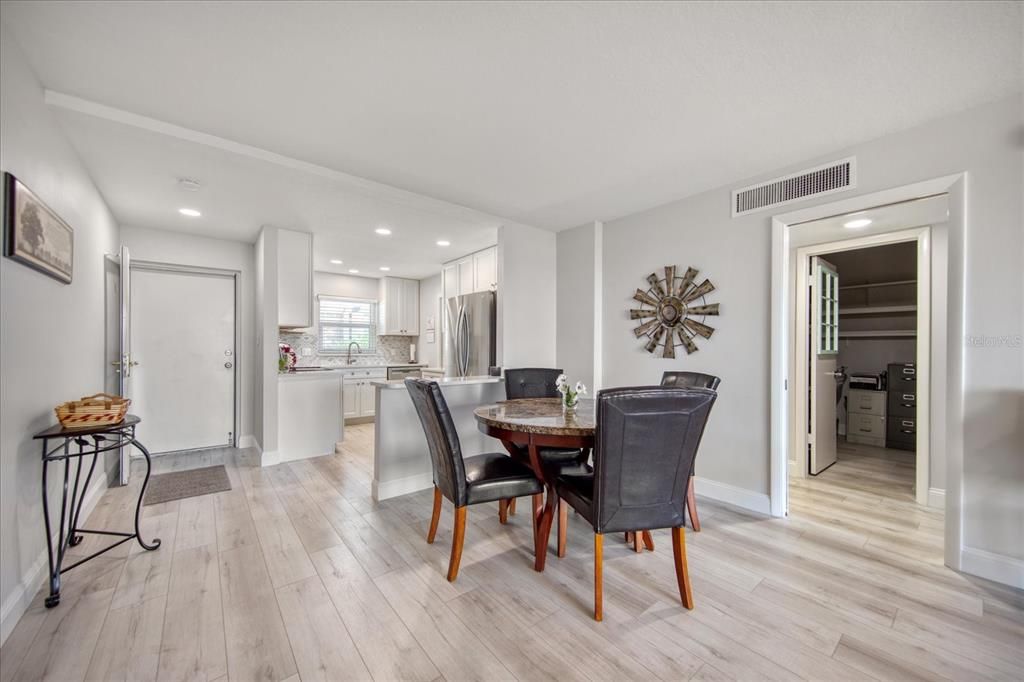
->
[473,247,497,293]
[378,277,419,335]
[278,229,313,328]
[456,256,474,296]
[443,245,498,300]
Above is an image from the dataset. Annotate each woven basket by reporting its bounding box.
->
[55,393,130,428]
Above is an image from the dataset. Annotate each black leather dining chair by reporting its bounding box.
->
[554,386,717,620]
[405,378,543,581]
[660,371,721,532]
[504,368,591,556]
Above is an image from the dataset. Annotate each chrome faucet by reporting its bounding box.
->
[346,341,362,365]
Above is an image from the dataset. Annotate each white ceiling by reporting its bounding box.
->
[790,193,949,246]
[2,1,1021,245]
[47,107,498,279]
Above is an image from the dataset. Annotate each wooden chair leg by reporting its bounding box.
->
[508,497,516,514]
[447,506,468,581]
[686,475,701,532]
[632,531,642,553]
[557,499,568,557]
[427,486,442,543]
[531,493,542,540]
[624,531,633,544]
[594,533,604,621]
[671,526,694,609]
[498,499,509,524]
[641,530,655,552]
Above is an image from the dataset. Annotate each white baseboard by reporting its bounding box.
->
[0,473,107,646]
[927,487,945,509]
[238,434,258,449]
[694,476,772,516]
[260,449,280,467]
[372,472,434,502]
[960,546,1024,589]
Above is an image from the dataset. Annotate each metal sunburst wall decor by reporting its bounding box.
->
[630,265,720,357]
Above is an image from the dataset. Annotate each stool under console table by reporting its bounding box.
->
[33,414,160,608]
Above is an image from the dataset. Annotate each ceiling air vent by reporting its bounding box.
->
[732,157,856,217]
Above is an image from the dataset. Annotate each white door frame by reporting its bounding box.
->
[131,259,242,451]
[770,173,965,571]
[793,227,930,492]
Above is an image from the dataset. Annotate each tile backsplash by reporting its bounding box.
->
[279,330,414,367]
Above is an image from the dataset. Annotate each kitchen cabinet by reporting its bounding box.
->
[442,245,498,300]
[457,257,474,296]
[339,368,386,421]
[278,228,313,328]
[473,247,497,293]
[378,277,419,335]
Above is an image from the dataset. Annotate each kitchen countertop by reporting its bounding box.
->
[280,363,427,377]
[372,375,504,390]
[278,370,344,381]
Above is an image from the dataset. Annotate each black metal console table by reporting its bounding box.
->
[33,414,160,607]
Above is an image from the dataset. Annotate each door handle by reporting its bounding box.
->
[224,362,233,369]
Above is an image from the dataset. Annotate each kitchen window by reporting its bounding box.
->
[319,296,377,353]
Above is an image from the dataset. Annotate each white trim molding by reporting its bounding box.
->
[694,477,772,516]
[960,547,1024,589]
[0,473,107,645]
[372,472,434,502]
[927,487,945,509]
[260,449,280,467]
[237,434,259,449]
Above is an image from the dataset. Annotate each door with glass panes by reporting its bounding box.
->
[809,256,840,474]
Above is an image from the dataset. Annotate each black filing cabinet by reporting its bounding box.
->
[887,362,917,450]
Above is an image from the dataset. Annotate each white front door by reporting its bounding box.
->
[809,256,840,475]
[129,268,235,454]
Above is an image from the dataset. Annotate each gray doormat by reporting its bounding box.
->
[143,465,231,505]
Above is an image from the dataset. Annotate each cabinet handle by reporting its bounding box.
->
[902,394,914,400]
[901,420,914,427]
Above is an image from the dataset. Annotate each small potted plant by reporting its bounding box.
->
[555,374,587,412]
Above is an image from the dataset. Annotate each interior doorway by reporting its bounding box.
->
[793,238,926,527]
[776,191,950,563]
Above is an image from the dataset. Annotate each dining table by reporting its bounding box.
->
[473,397,595,571]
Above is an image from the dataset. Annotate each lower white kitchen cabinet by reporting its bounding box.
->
[339,368,386,421]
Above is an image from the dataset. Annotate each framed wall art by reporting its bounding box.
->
[3,172,74,284]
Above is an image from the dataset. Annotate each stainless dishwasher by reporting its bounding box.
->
[387,367,422,381]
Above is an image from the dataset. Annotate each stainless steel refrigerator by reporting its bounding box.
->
[446,291,496,377]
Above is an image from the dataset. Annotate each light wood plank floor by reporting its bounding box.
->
[3,425,1021,681]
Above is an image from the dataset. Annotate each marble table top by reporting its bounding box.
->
[473,398,596,436]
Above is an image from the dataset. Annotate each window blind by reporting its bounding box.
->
[319,296,377,353]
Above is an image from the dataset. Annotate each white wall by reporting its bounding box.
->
[556,222,600,388]
[416,273,442,367]
[120,225,256,443]
[596,94,1022,569]
[255,227,279,461]
[0,26,121,643]
[314,270,379,300]
[497,223,557,369]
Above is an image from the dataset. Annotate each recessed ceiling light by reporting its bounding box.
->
[375,227,392,236]
[379,266,391,271]
[329,259,343,264]
[178,208,201,217]
[843,218,872,229]
[436,240,451,247]
[348,269,359,274]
